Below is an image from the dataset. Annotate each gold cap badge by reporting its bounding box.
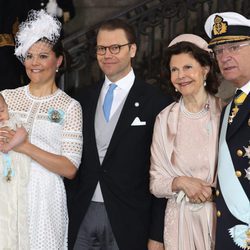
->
[213,15,228,36]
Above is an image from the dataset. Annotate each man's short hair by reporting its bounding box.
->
[98,18,136,44]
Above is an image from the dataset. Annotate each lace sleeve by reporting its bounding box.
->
[61,99,83,168]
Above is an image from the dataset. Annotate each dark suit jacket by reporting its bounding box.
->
[66,77,172,250]
[215,93,250,249]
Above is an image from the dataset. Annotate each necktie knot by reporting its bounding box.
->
[103,83,117,122]
[109,83,117,92]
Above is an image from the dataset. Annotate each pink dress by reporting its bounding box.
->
[150,95,222,250]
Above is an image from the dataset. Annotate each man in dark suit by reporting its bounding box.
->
[66,19,172,250]
[205,12,250,249]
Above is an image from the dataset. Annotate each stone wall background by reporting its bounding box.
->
[64,0,142,35]
[62,0,236,100]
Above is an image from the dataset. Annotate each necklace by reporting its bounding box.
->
[28,83,57,97]
[180,97,209,119]
[27,85,59,101]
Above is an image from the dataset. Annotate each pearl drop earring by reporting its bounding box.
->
[203,75,207,86]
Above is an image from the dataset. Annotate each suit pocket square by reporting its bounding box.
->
[131,117,146,126]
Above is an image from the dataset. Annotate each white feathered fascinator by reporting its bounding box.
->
[15,9,62,62]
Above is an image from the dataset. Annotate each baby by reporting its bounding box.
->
[0,93,30,249]
[0,93,27,155]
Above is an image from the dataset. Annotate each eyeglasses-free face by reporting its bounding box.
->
[213,42,250,58]
[169,52,209,97]
[96,43,131,55]
[24,41,62,85]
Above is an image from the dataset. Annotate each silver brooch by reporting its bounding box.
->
[48,108,65,124]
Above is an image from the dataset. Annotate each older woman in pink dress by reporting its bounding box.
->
[150,34,222,250]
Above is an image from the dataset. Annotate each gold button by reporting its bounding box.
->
[217,210,221,217]
[216,190,220,197]
[237,149,244,157]
[235,171,242,177]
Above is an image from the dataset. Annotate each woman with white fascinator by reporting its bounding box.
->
[150,34,223,249]
[0,10,83,249]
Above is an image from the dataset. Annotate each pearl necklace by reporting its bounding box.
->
[180,97,209,119]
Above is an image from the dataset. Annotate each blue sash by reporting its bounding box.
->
[218,102,250,248]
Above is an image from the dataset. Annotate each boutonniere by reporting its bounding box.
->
[48,108,64,124]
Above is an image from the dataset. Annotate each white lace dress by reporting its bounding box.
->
[2,85,83,250]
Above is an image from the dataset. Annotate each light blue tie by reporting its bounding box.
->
[103,83,117,122]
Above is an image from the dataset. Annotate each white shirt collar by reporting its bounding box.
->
[239,81,250,95]
[103,69,135,91]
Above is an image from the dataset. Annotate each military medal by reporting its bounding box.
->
[228,91,247,124]
[244,145,250,180]
[228,106,239,124]
[245,167,250,180]
[245,145,250,159]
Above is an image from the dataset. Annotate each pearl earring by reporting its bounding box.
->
[203,75,207,86]
[56,68,59,73]
[175,88,178,92]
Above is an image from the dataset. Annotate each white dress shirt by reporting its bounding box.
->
[100,69,135,119]
[240,80,250,95]
[92,69,135,202]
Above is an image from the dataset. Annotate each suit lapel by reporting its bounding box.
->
[85,83,103,165]
[227,93,250,139]
[103,79,146,162]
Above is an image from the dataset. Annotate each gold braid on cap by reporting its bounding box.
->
[208,36,250,47]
